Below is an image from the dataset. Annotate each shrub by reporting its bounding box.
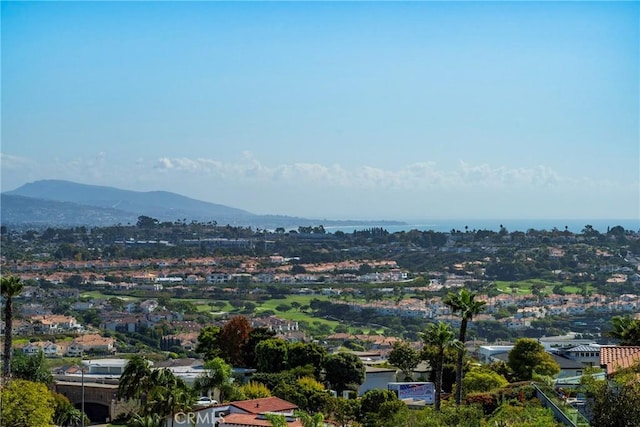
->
[465,392,500,415]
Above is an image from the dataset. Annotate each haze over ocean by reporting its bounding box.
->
[324,219,640,234]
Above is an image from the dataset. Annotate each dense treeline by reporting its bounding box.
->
[3,218,638,275]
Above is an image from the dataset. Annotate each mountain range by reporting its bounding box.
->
[1,180,403,229]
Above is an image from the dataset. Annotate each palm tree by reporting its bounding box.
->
[420,322,459,411]
[443,288,486,406]
[54,406,84,427]
[607,315,640,346]
[193,357,232,402]
[264,413,288,427]
[145,377,193,427]
[2,275,24,377]
[127,413,164,427]
[117,355,152,401]
[165,386,194,427]
[295,410,325,427]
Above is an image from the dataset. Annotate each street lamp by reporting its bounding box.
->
[81,365,85,427]
[80,360,87,427]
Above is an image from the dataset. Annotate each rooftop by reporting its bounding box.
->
[221,413,302,427]
[231,397,298,415]
[565,345,601,353]
[599,346,640,375]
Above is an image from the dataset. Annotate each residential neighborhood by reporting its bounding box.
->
[1,221,640,426]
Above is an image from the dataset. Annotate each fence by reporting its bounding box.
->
[532,382,590,427]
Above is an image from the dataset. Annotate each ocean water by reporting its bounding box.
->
[324,218,640,234]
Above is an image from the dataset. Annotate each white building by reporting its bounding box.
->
[23,341,65,357]
[358,366,397,396]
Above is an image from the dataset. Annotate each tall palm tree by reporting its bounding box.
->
[443,289,486,406]
[118,355,152,401]
[165,386,194,427]
[420,322,459,411]
[2,275,24,377]
[145,378,193,427]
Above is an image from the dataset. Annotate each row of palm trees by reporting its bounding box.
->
[118,355,194,427]
[421,288,486,410]
[118,354,327,427]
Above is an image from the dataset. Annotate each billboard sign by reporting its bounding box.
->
[388,382,435,404]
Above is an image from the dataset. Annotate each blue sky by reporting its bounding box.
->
[2,1,638,221]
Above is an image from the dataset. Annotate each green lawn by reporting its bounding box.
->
[495,279,559,295]
[44,356,82,369]
[494,279,594,296]
[80,290,138,301]
[192,301,232,313]
[178,294,341,331]
[80,290,109,298]
[254,295,342,329]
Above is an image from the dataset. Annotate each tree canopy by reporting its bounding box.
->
[287,342,327,378]
[507,338,560,381]
[255,338,289,373]
[388,341,420,381]
[219,316,252,366]
[241,327,277,368]
[462,366,509,394]
[11,350,53,384]
[324,352,365,393]
[195,325,222,361]
[587,370,640,427]
[1,379,56,426]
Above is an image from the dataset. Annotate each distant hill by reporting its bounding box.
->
[4,180,256,224]
[0,194,140,227]
[1,180,405,229]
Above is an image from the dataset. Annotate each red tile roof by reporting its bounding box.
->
[600,346,640,375]
[220,413,302,427]
[231,397,298,414]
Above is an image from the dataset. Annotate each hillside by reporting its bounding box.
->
[0,194,139,227]
[1,180,404,229]
[5,179,255,220]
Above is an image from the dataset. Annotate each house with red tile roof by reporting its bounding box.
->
[219,413,302,427]
[29,314,79,333]
[229,396,298,415]
[165,397,302,427]
[66,334,116,357]
[219,397,302,427]
[599,346,640,376]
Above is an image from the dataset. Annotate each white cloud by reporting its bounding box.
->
[2,152,637,219]
[0,152,35,170]
[457,161,563,188]
[148,155,629,194]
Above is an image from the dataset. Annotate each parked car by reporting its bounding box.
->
[195,396,218,406]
